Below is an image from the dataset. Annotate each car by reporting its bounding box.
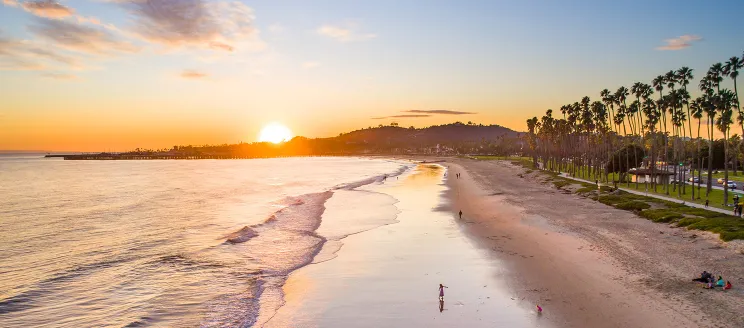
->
[688,177,701,183]
[726,181,737,189]
[718,178,726,184]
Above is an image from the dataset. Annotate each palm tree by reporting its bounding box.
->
[724,57,742,175]
[716,89,736,205]
[643,99,660,191]
[677,67,694,197]
[652,75,670,192]
[615,87,631,186]
[526,117,539,168]
[690,97,704,196]
[700,76,717,196]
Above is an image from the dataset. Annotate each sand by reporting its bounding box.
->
[444,158,744,328]
[263,164,550,327]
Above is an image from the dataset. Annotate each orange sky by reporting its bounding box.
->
[2,0,739,151]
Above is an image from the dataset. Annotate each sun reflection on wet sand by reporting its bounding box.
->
[264,164,545,328]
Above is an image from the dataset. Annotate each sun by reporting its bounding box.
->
[259,123,293,144]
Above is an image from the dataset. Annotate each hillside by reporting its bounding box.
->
[66,122,524,159]
[335,122,521,146]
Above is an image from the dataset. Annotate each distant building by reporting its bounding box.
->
[629,169,674,184]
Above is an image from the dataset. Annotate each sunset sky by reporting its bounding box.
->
[1,0,743,151]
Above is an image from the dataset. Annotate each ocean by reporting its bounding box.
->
[0,155,410,327]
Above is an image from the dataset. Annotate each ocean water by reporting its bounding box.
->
[0,155,410,327]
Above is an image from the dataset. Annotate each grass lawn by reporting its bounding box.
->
[503,159,744,241]
[613,180,743,212]
[470,155,530,161]
[698,171,744,183]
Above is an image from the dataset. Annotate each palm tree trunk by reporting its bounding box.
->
[724,130,730,206]
[707,116,714,197]
[651,132,657,192]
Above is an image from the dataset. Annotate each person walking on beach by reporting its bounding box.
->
[458,210,462,219]
[439,284,448,300]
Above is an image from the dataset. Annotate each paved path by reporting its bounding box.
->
[558,173,735,216]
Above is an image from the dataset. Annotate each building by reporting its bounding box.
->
[629,168,675,184]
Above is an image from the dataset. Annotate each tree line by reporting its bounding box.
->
[526,53,742,204]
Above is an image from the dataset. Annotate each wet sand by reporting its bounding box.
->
[444,158,744,328]
[263,164,550,327]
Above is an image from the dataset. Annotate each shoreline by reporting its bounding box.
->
[443,157,744,328]
[263,164,545,327]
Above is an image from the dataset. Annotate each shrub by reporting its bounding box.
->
[677,217,703,227]
[720,231,744,242]
[674,207,722,218]
[615,201,651,211]
[639,209,684,223]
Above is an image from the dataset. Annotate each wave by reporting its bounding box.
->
[211,162,413,327]
[333,163,413,190]
[223,226,259,244]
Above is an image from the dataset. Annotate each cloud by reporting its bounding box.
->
[22,0,74,18]
[302,61,320,69]
[405,110,476,115]
[180,69,208,79]
[28,18,140,55]
[41,72,77,79]
[2,0,18,7]
[372,114,431,119]
[0,33,81,70]
[316,23,376,42]
[118,0,262,52]
[656,35,702,51]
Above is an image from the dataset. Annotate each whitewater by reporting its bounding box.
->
[0,155,411,327]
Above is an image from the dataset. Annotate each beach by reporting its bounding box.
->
[4,155,743,327]
[262,164,547,327]
[443,158,744,328]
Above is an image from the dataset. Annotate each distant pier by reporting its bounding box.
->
[46,154,269,160]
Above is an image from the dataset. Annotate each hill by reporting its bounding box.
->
[60,122,524,159]
[336,122,521,146]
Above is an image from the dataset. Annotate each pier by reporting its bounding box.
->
[46,154,271,160]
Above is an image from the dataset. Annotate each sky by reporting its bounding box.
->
[1,0,743,151]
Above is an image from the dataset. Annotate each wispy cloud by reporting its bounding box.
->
[29,18,139,55]
[0,33,81,70]
[372,114,431,119]
[117,0,263,52]
[656,35,702,51]
[180,69,208,79]
[2,0,18,7]
[41,72,77,80]
[302,61,320,69]
[316,23,376,42]
[22,0,74,19]
[405,110,476,115]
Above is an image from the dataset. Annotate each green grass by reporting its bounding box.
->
[552,180,571,189]
[639,209,685,222]
[520,163,744,241]
[615,201,651,211]
[471,155,530,161]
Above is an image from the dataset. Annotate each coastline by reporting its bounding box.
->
[262,164,547,327]
[443,157,744,328]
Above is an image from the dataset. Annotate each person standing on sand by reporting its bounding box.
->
[459,210,462,219]
[439,284,448,300]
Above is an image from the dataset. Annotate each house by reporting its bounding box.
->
[629,168,674,184]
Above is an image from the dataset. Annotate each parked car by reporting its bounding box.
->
[688,177,701,183]
[726,181,737,189]
[718,178,725,184]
